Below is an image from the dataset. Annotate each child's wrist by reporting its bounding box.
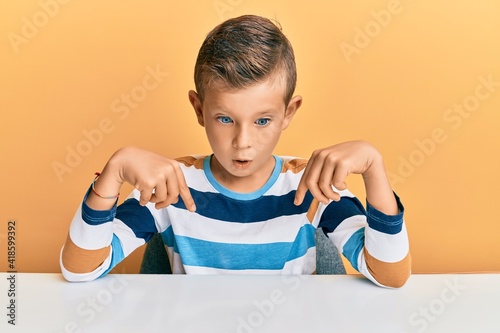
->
[107,148,129,185]
[361,154,398,215]
[85,177,121,211]
[92,172,120,199]
[362,149,384,181]
[85,158,124,210]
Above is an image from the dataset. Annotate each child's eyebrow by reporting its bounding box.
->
[213,106,280,116]
[254,108,280,115]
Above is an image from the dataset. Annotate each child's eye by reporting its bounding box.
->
[255,118,270,126]
[217,116,233,124]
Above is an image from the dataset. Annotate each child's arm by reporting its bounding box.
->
[294,141,396,213]
[88,146,196,211]
[60,146,196,282]
[294,141,411,288]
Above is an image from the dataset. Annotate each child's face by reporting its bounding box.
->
[189,78,301,192]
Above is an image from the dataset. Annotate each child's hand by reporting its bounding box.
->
[92,147,196,212]
[294,141,382,206]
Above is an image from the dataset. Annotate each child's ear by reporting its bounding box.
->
[282,95,302,130]
[188,90,205,126]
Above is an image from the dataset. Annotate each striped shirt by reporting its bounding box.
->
[61,155,411,287]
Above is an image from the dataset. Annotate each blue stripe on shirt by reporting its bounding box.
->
[81,187,118,226]
[318,196,366,233]
[174,224,316,270]
[365,194,405,235]
[173,190,314,223]
[342,228,365,271]
[115,198,157,242]
[161,226,178,253]
[100,234,125,277]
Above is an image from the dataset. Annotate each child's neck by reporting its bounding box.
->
[210,156,276,194]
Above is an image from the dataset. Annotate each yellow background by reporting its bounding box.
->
[1,0,499,275]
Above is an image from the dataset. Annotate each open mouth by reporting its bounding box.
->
[233,159,251,169]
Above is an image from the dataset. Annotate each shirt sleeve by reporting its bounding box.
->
[60,187,161,282]
[317,191,411,288]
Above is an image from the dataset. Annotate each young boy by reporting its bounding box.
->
[60,15,411,288]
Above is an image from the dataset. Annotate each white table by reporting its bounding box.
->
[1,273,499,333]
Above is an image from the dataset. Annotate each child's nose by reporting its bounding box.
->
[233,125,252,149]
